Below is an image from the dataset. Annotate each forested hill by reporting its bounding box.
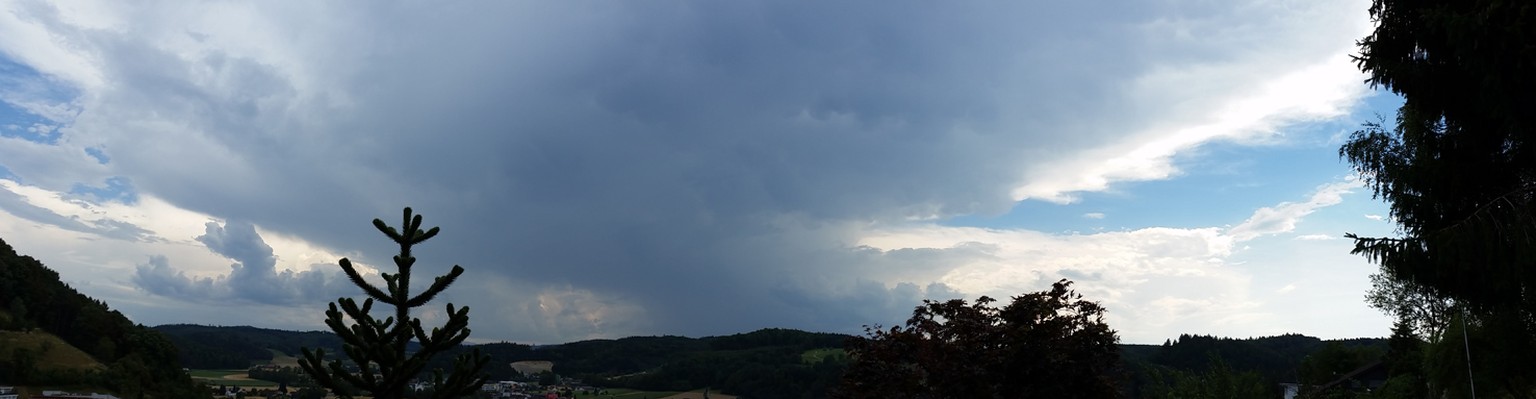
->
[159,323,1390,398]
[1128,333,1386,377]
[152,324,344,369]
[486,328,853,395]
[161,324,854,399]
[0,237,206,398]
[1122,333,1387,395]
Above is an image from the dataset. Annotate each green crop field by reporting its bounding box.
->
[800,347,846,364]
[188,369,279,387]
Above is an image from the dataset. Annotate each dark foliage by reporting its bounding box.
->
[154,324,345,369]
[426,342,539,379]
[1423,312,1536,399]
[536,329,850,399]
[176,326,848,399]
[299,208,489,399]
[248,365,312,387]
[707,328,849,351]
[165,323,1403,399]
[0,237,207,398]
[836,279,1120,398]
[1374,317,1428,399]
[1124,334,1386,398]
[1296,342,1382,394]
[1344,2,1536,396]
[542,335,706,377]
[1343,0,1536,314]
[1142,355,1269,399]
[1150,334,1339,384]
[613,346,845,398]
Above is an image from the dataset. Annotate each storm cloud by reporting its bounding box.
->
[0,1,1387,343]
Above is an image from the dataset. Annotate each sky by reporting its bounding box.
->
[0,0,1405,345]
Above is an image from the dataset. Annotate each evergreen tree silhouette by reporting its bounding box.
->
[299,207,488,399]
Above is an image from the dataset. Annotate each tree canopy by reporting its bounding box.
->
[1343,1,1536,396]
[1342,0,1536,313]
[835,279,1120,398]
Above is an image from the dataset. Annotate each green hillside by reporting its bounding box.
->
[0,237,206,398]
[0,329,106,375]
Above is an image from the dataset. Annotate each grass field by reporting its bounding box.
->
[187,369,246,379]
[0,330,104,372]
[657,390,737,399]
[572,388,682,399]
[188,369,279,387]
[800,347,846,364]
[267,349,301,367]
[187,348,302,388]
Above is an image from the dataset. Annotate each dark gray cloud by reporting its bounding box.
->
[133,255,221,299]
[0,1,1373,342]
[196,221,275,272]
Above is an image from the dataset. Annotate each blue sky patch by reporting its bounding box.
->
[0,54,78,145]
[944,91,1404,234]
[85,146,110,164]
[68,177,139,205]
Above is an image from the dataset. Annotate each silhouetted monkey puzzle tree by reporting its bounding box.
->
[299,208,488,399]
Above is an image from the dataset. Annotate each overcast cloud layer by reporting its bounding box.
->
[0,1,1393,344]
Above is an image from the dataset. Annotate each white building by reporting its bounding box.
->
[1279,383,1301,399]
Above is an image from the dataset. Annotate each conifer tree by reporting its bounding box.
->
[299,207,489,399]
[1343,0,1536,314]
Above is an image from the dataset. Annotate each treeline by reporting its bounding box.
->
[162,324,851,399]
[611,345,845,399]
[247,366,310,387]
[1138,334,1382,383]
[166,323,1405,399]
[0,237,206,398]
[1123,333,1385,397]
[153,324,344,369]
[409,328,851,399]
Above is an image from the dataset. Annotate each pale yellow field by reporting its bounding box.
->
[510,360,554,375]
[659,390,737,399]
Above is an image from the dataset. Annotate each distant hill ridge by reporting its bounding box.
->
[159,323,1385,399]
[155,324,852,372]
[1122,333,1387,385]
[158,325,856,398]
[151,324,345,369]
